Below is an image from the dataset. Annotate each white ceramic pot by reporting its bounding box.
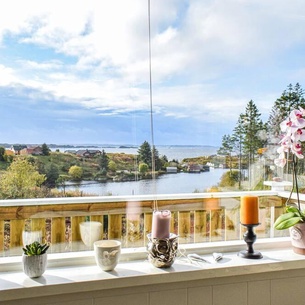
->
[94,240,121,271]
[289,223,305,255]
[80,221,102,247]
[22,253,47,278]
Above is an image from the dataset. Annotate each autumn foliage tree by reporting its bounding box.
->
[0,158,46,199]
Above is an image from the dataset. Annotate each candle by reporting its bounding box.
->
[240,196,259,224]
[151,210,171,239]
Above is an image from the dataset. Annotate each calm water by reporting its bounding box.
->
[56,144,223,196]
[62,169,227,196]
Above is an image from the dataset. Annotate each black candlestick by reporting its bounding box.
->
[238,223,263,259]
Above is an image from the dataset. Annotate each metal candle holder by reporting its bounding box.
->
[238,223,263,259]
[147,233,178,268]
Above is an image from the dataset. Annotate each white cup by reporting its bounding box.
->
[94,240,121,271]
[80,221,102,247]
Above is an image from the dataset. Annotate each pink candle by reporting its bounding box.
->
[151,210,171,239]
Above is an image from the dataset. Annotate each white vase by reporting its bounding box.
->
[22,253,47,278]
[289,223,305,255]
[80,221,102,247]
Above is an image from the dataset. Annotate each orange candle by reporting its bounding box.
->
[240,196,259,224]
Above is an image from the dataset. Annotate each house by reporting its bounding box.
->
[187,163,201,173]
[166,166,177,173]
[76,149,102,158]
[64,150,77,154]
[20,146,43,156]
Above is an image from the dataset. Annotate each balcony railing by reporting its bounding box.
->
[0,190,290,257]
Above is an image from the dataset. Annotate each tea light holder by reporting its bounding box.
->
[238,223,263,259]
[147,233,178,268]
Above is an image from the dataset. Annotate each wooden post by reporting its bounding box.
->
[178,211,191,244]
[30,218,46,242]
[108,214,122,240]
[10,219,25,250]
[0,220,3,252]
[144,212,152,244]
[71,216,86,243]
[194,211,207,243]
[210,209,224,241]
[51,217,66,252]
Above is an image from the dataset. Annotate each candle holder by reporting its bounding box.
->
[238,223,263,259]
[147,233,178,268]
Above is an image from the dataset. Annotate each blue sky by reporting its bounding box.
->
[1,0,305,147]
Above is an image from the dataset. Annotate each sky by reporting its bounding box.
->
[1,0,305,147]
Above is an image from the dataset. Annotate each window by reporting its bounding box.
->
[0,0,302,256]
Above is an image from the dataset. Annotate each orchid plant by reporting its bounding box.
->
[274,108,305,230]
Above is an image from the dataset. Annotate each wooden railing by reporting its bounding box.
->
[0,191,287,256]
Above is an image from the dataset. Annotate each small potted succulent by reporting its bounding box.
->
[22,241,49,278]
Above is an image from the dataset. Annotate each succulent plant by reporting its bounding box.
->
[22,241,49,256]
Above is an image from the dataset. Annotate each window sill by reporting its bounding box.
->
[0,237,301,302]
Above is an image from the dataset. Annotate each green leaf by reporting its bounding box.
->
[274,212,295,228]
[275,216,302,230]
[286,206,302,217]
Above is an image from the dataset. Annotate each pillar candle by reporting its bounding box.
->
[240,196,259,224]
[151,210,171,239]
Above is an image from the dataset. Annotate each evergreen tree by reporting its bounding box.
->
[41,143,50,156]
[267,83,305,173]
[240,100,264,165]
[267,83,305,144]
[44,163,59,187]
[217,134,235,173]
[99,149,109,171]
[232,115,245,189]
[0,147,5,161]
[152,146,162,171]
[138,141,152,168]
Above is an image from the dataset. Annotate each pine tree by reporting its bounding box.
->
[267,83,305,141]
[138,141,152,168]
[99,150,109,171]
[240,100,264,165]
[41,143,50,156]
[217,134,235,174]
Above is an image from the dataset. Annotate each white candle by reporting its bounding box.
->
[151,210,171,239]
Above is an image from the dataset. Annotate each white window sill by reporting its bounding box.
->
[0,237,302,302]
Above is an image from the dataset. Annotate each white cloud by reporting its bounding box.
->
[0,0,305,125]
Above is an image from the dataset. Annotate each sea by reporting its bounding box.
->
[54,145,227,196]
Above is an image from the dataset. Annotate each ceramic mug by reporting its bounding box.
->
[94,240,121,271]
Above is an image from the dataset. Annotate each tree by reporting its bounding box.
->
[217,135,235,173]
[108,160,117,172]
[152,146,162,171]
[0,158,46,199]
[68,165,83,180]
[138,141,152,168]
[240,100,265,165]
[232,115,246,189]
[41,143,50,156]
[44,163,59,187]
[0,147,5,161]
[99,150,109,171]
[267,83,305,159]
[139,163,148,175]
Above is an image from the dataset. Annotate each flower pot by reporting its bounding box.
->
[289,223,305,255]
[22,253,47,278]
